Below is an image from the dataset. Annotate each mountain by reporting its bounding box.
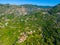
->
[20,4,52,8]
[48,4,60,14]
[0,4,52,15]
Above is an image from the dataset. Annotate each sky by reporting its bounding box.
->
[0,0,60,6]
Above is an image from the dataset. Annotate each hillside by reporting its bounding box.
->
[0,4,60,45]
[48,4,60,14]
[48,4,60,28]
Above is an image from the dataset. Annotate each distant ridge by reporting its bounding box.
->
[0,4,52,8]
